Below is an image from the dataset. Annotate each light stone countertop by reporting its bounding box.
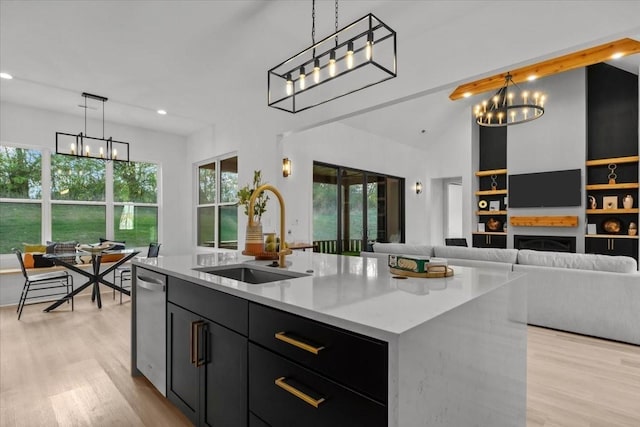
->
[133,250,524,342]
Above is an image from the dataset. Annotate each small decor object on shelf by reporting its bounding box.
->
[587,223,597,235]
[588,195,597,209]
[477,223,485,232]
[489,200,500,211]
[478,200,488,209]
[623,194,634,209]
[602,218,622,234]
[607,163,617,184]
[629,222,638,236]
[602,196,618,210]
[486,217,502,231]
[490,174,498,191]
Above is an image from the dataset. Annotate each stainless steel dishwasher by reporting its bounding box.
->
[135,266,167,396]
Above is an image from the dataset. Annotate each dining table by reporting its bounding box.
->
[43,248,140,312]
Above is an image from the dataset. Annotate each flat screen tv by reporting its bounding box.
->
[508,169,581,208]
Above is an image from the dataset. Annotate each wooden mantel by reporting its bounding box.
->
[510,216,579,228]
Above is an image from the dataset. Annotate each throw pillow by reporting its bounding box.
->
[33,254,55,268]
[52,240,78,264]
[23,253,35,269]
[23,243,47,253]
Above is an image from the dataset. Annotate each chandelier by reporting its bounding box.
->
[55,92,130,162]
[474,74,546,127]
[268,0,397,113]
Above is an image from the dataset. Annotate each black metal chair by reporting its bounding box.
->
[113,242,161,303]
[445,238,468,247]
[13,249,74,320]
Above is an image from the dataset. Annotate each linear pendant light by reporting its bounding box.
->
[55,92,130,162]
[268,1,397,113]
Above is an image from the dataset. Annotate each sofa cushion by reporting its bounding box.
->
[23,243,47,253]
[517,249,638,273]
[434,246,518,264]
[372,243,434,256]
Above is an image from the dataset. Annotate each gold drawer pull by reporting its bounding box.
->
[275,377,325,408]
[275,331,325,355]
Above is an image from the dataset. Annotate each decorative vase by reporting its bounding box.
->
[623,194,634,209]
[629,222,637,236]
[245,223,264,254]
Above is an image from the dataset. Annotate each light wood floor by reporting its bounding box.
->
[1,296,639,427]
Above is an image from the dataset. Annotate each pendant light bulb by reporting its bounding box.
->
[313,58,320,84]
[299,66,306,90]
[329,50,337,77]
[286,74,293,96]
[346,41,354,69]
[366,32,374,61]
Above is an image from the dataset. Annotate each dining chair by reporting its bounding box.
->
[113,242,161,303]
[445,238,468,247]
[13,249,74,320]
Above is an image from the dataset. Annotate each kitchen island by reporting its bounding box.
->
[132,250,526,427]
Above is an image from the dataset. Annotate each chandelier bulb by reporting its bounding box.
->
[70,143,76,155]
[346,41,354,69]
[329,50,337,77]
[286,73,293,96]
[313,58,320,84]
[299,66,306,90]
[366,32,374,61]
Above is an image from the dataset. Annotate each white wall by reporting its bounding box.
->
[0,101,191,256]
[506,68,587,252]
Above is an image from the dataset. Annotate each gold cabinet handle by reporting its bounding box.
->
[191,320,205,366]
[275,377,325,408]
[275,331,325,355]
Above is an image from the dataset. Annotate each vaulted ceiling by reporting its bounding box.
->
[1,1,639,149]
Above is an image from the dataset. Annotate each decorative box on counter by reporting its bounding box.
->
[388,255,447,273]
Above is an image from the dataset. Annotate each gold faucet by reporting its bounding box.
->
[248,184,289,268]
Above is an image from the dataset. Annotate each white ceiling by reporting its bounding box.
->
[1,1,639,149]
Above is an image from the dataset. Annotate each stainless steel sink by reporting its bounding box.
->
[193,264,308,284]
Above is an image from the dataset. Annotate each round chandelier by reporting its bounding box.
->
[474,73,546,127]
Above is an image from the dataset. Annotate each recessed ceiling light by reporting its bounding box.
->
[611,52,624,60]
[527,75,537,81]
[463,92,472,98]
[157,109,167,115]
[0,72,13,80]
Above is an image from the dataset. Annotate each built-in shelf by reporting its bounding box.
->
[585,155,639,166]
[472,232,507,236]
[475,169,508,177]
[475,189,507,196]
[476,210,507,215]
[585,234,638,239]
[586,208,639,214]
[586,183,639,190]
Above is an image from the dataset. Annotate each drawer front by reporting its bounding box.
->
[249,303,387,404]
[249,344,386,427]
[168,276,248,335]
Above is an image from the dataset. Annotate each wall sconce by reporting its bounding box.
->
[415,181,423,194]
[282,158,292,177]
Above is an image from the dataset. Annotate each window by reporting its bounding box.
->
[0,146,42,253]
[113,161,159,246]
[0,144,159,254]
[196,155,238,249]
[313,162,404,255]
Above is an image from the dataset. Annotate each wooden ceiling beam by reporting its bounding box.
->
[449,38,640,100]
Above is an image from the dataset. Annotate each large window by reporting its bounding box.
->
[0,144,159,253]
[196,155,238,249]
[0,146,42,253]
[313,162,404,255]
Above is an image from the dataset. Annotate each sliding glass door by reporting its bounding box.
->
[313,162,404,255]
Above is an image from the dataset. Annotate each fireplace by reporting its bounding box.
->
[513,235,576,253]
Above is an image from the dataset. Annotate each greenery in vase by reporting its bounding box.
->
[238,170,269,224]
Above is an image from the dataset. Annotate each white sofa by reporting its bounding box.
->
[363,243,640,345]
